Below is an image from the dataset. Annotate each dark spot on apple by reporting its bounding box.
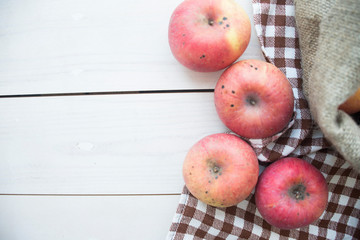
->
[255,67,258,70]
[232,90,235,94]
[209,180,211,183]
[250,65,253,67]
[200,54,206,59]
[215,176,218,179]
[226,24,230,28]
[182,34,186,36]
[222,85,225,89]
[223,17,227,20]
[189,172,192,175]
[205,191,208,194]
[219,21,223,25]
[306,193,310,197]
[230,104,234,107]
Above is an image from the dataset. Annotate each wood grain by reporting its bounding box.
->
[0,195,181,240]
[0,93,227,194]
[0,0,263,95]
[0,0,265,239]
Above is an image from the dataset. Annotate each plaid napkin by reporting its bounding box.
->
[167,0,360,239]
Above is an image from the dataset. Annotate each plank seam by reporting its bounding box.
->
[0,193,181,197]
[0,89,214,98]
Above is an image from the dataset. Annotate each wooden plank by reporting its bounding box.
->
[0,0,264,95]
[0,194,180,240]
[0,93,227,194]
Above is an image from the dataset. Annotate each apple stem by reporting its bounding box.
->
[208,19,214,26]
[246,97,257,106]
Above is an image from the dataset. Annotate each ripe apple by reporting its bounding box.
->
[339,87,360,114]
[168,0,251,72]
[214,59,294,139]
[255,157,328,230]
[182,133,259,208]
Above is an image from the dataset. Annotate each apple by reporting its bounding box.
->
[214,59,294,139]
[255,157,328,230]
[168,0,251,72]
[339,87,360,114]
[182,133,259,207]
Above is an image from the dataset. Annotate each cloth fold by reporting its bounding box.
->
[294,0,360,172]
[167,0,360,239]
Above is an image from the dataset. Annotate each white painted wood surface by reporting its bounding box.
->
[0,93,226,194]
[0,0,263,95]
[0,0,264,239]
[0,195,180,240]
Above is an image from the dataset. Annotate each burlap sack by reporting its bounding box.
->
[294,0,360,173]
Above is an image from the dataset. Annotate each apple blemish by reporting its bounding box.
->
[250,64,258,70]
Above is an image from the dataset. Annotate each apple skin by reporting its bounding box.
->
[214,59,294,139]
[255,157,328,230]
[168,0,251,72]
[183,133,259,208]
[339,87,360,114]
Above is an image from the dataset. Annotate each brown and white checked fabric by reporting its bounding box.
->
[167,0,360,239]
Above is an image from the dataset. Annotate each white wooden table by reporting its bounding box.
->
[0,0,264,239]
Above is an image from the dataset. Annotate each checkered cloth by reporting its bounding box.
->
[167,0,360,239]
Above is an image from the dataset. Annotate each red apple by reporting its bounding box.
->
[168,0,251,72]
[255,157,328,230]
[183,133,259,207]
[214,59,294,139]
